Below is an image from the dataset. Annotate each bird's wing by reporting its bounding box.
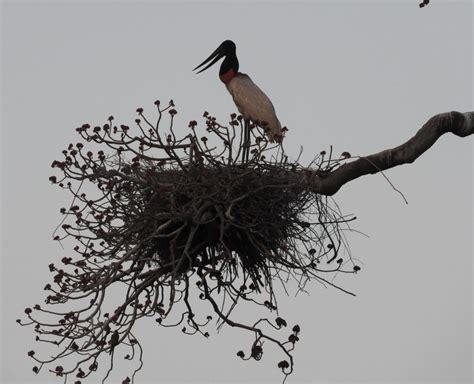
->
[226,73,282,142]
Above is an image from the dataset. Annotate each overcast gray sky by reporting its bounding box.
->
[1,1,472,383]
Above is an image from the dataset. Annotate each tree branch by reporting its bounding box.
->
[308,111,473,195]
[27,105,471,382]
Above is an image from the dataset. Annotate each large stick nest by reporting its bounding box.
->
[20,101,360,383]
[126,162,335,286]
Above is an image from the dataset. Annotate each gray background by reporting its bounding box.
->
[1,0,472,383]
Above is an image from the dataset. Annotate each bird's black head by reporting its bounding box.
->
[220,40,236,55]
[193,40,239,82]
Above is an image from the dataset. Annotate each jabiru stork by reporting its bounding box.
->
[193,40,283,161]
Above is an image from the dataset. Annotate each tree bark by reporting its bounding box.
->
[307,111,473,195]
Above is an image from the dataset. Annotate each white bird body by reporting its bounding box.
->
[194,40,284,146]
[226,73,282,143]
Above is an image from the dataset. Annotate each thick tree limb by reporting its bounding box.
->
[308,111,473,195]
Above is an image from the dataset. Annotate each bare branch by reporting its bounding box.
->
[307,111,473,195]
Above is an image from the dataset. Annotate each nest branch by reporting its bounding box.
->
[306,111,473,195]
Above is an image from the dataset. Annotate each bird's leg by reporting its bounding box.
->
[242,119,250,164]
[246,120,251,163]
[241,120,246,163]
[245,120,249,163]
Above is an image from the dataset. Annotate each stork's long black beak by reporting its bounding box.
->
[193,45,225,74]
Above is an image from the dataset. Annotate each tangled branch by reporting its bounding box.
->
[19,100,358,383]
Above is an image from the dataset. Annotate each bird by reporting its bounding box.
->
[193,40,283,160]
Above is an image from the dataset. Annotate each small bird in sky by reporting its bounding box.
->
[194,40,283,160]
